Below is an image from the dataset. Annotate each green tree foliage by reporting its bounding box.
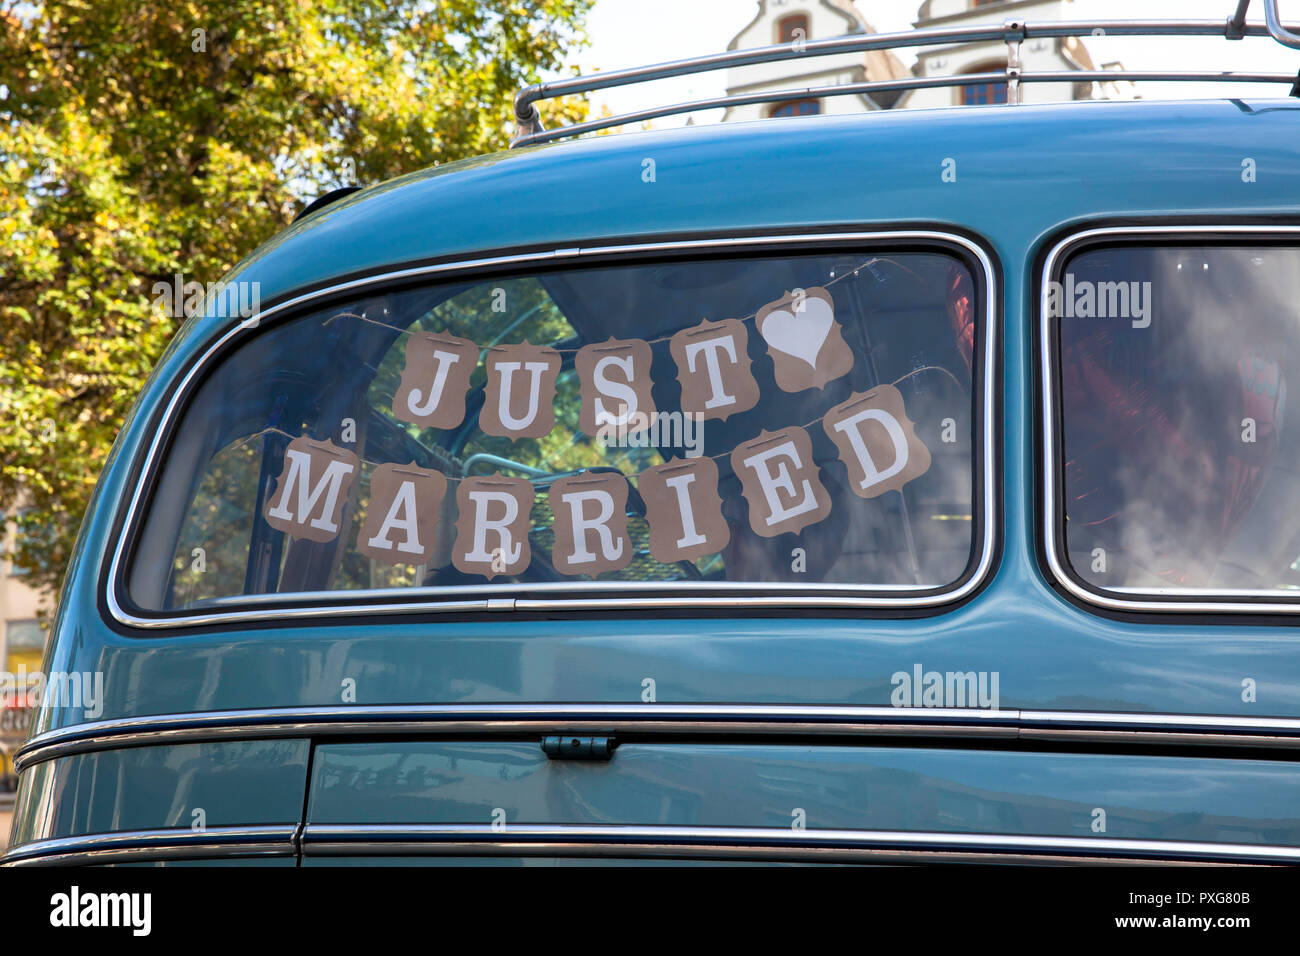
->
[0,0,592,596]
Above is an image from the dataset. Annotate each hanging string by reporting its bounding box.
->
[333,254,938,426]
[321,256,919,353]
[226,363,962,484]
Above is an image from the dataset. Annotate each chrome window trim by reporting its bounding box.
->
[16,703,1300,771]
[1040,223,1300,613]
[0,825,296,867]
[106,229,998,629]
[7,823,1291,866]
[302,823,1300,865]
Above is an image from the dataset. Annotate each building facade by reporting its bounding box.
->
[1,521,46,676]
[721,0,910,121]
[723,0,1125,118]
[1,520,47,787]
[903,0,1124,109]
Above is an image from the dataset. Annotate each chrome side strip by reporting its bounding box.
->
[6,823,1284,866]
[1040,224,1300,613]
[13,704,1020,770]
[2,822,1279,868]
[302,823,1300,865]
[15,703,1300,772]
[1017,708,1300,732]
[7,821,1294,867]
[0,825,296,867]
[105,230,998,629]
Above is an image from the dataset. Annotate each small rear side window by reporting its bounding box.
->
[125,244,987,616]
[1050,240,1300,599]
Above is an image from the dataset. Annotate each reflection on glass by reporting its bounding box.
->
[1057,245,1300,591]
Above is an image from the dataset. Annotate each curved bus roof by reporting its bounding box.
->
[186,97,1300,349]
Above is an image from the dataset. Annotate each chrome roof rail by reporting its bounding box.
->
[1263,0,1300,48]
[511,7,1300,149]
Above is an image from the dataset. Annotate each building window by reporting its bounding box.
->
[961,71,1008,105]
[961,82,1007,105]
[776,13,809,45]
[3,619,45,672]
[769,98,821,117]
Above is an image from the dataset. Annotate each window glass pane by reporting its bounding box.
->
[6,509,53,578]
[777,15,808,44]
[1055,244,1300,592]
[129,249,982,612]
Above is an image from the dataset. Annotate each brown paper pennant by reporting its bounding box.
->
[639,456,730,563]
[822,384,932,498]
[576,337,656,440]
[669,317,760,422]
[263,436,360,542]
[730,425,832,537]
[548,472,633,576]
[451,473,534,579]
[479,342,562,440]
[756,286,854,392]
[392,331,478,431]
[357,462,448,565]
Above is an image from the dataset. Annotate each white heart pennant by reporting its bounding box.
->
[756,286,854,392]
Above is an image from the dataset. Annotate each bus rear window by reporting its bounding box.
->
[126,247,985,614]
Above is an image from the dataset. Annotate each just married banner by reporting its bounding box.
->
[262,286,932,576]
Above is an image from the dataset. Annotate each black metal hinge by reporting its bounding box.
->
[541,735,616,760]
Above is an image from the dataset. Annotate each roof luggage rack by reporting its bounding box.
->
[511,0,1300,148]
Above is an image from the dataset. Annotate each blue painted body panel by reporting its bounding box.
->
[10,740,308,841]
[9,98,1300,861]
[308,741,1300,844]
